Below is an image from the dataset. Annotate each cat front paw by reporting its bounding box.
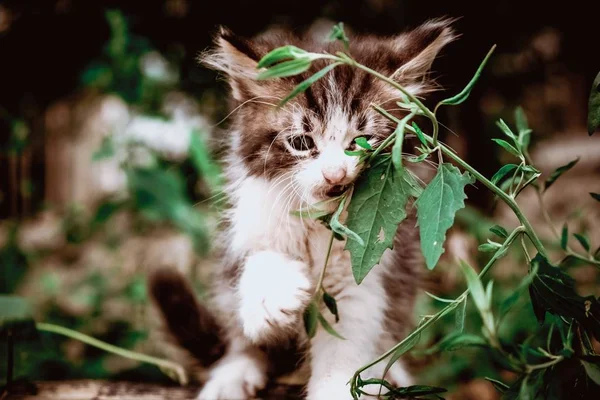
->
[238,250,312,343]
[197,353,267,400]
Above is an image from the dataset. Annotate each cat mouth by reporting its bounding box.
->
[325,185,348,197]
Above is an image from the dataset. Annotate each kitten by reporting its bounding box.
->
[150,18,456,400]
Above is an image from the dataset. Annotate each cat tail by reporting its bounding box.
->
[148,268,225,368]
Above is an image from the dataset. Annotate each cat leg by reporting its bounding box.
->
[238,250,312,344]
[306,272,404,400]
[197,338,268,400]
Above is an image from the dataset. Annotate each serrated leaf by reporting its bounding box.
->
[416,164,474,269]
[590,193,600,202]
[257,59,312,80]
[528,254,600,340]
[455,296,467,333]
[303,300,319,338]
[544,157,579,192]
[317,312,345,339]
[279,62,341,106]
[257,45,309,68]
[561,223,569,250]
[355,136,372,150]
[573,233,591,252]
[491,164,518,185]
[438,45,495,106]
[582,360,600,385]
[323,292,339,322]
[346,156,422,284]
[489,225,508,238]
[492,138,521,158]
[588,71,600,135]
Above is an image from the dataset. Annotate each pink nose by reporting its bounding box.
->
[322,168,347,184]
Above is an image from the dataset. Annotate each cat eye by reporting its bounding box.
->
[288,135,315,151]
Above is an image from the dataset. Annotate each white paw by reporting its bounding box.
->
[307,375,355,400]
[197,354,267,400]
[238,251,311,343]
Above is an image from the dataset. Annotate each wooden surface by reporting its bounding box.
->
[3,380,304,400]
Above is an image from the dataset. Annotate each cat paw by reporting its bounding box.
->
[238,251,311,343]
[197,354,267,400]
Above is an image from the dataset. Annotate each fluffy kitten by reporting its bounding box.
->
[150,18,456,400]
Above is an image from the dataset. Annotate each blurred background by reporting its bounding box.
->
[1,1,599,399]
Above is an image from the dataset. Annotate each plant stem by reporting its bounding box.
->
[347,61,439,146]
[350,227,525,397]
[35,323,188,385]
[315,232,336,296]
[525,356,564,373]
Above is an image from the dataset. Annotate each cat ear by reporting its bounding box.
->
[199,27,268,101]
[391,18,458,90]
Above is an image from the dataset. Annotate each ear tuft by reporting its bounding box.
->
[392,17,459,82]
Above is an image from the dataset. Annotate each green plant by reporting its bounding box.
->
[258,23,600,398]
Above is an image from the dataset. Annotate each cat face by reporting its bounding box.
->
[201,19,456,206]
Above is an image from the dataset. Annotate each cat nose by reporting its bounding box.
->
[322,167,347,184]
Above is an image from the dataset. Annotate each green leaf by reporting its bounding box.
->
[459,260,487,314]
[323,292,339,322]
[496,119,518,142]
[492,139,521,158]
[328,22,350,50]
[344,149,363,156]
[303,301,319,338]
[257,45,309,68]
[491,164,518,185]
[588,71,600,135]
[424,291,455,303]
[345,156,422,284]
[489,225,508,238]
[330,196,364,245]
[431,332,488,353]
[0,295,37,340]
[590,193,600,202]
[582,360,600,385]
[528,254,600,340]
[257,59,312,80]
[544,157,579,192]
[382,332,421,380]
[485,377,509,393]
[406,152,430,163]
[499,261,538,317]
[279,62,341,106]
[455,297,467,333]
[412,122,428,147]
[416,164,474,269]
[92,135,115,161]
[355,136,372,150]
[478,243,500,252]
[438,45,496,106]
[317,312,345,339]
[392,112,415,169]
[561,224,569,250]
[573,233,591,252]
